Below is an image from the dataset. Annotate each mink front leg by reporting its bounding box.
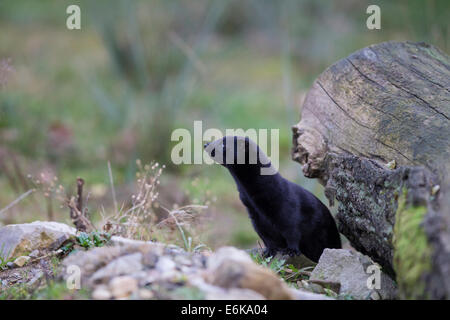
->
[280,247,302,257]
[282,233,302,257]
[262,247,278,258]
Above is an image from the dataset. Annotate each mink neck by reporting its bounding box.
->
[228,164,283,198]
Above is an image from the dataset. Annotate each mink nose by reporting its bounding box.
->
[203,142,210,149]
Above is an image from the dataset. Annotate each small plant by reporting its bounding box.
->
[157,205,209,253]
[100,160,163,240]
[0,255,14,270]
[250,252,286,275]
[92,231,111,247]
[250,251,315,285]
[26,170,64,221]
[77,232,94,249]
[282,264,314,282]
[100,160,208,251]
[61,242,74,254]
[15,159,209,260]
[76,231,111,249]
[0,280,90,300]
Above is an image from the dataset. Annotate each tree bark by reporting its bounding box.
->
[292,41,450,299]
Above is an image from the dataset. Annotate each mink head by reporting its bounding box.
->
[204,136,275,175]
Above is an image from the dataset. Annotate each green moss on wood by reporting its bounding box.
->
[393,188,431,299]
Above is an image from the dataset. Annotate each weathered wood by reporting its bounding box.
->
[292,41,450,299]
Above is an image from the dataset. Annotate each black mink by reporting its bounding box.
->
[204,136,341,261]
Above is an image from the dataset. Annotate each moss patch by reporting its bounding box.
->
[393,188,431,299]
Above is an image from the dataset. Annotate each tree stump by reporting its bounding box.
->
[291,41,449,299]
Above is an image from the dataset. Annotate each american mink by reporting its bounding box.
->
[204,136,341,261]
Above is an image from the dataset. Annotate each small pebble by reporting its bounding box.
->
[29,250,40,259]
[431,185,440,196]
[309,283,325,294]
[92,286,112,300]
[301,280,310,289]
[174,255,192,266]
[139,289,154,299]
[155,256,176,273]
[324,288,338,298]
[109,276,138,299]
[142,252,159,268]
[386,160,396,170]
[370,290,381,300]
[13,256,31,267]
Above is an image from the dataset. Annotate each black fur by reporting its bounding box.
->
[204,136,341,261]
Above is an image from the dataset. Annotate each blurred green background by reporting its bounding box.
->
[0,0,448,249]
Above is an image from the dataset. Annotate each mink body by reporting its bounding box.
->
[204,136,341,261]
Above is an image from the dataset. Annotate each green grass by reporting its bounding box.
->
[0,281,91,300]
[0,252,14,270]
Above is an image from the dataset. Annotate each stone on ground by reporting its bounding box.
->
[310,249,397,299]
[0,221,76,259]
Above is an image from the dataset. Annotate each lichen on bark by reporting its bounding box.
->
[393,188,431,299]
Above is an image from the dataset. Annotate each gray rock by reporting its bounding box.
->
[54,239,330,300]
[142,251,159,268]
[0,221,76,259]
[89,252,143,284]
[173,254,192,266]
[155,256,176,273]
[48,234,73,251]
[310,249,397,300]
[62,245,137,283]
[155,256,178,280]
[208,246,253,270]
[28,270,44,287]
[110,236,147,246]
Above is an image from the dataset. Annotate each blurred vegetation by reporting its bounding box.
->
[0,0,448,249]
